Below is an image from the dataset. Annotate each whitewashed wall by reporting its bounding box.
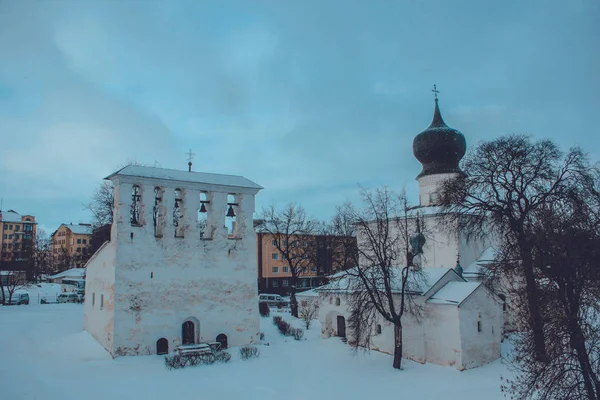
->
[83,241,117,353]
[85,174,260,357]
[423,303,462,368]
[459,286,503,369]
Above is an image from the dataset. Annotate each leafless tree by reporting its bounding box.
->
[0,269,27,305]
[503,166,600,400]
[439,135,590,362]
[259,203,318,317]
[335,187,426,370]
[30,230,53,282]
[299,298,320,330]
[85,180,115,227]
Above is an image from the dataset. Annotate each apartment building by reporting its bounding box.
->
[51,223,93,269]
[0,210,36,262]
[256,232,356,295]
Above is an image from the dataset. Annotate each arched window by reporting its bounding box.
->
[153,187,164,238]
[335,297,341,306]
[226,194,237,238]
[130,185,141,226]
[375,324,382,335]
[216,333,228,350]
[198,192,209,238]
[156,338,168,355]
[173,189,184,238]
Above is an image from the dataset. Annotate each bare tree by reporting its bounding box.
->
[259,203,318,317]
[503,167,600,400]
[0,269,27,305]
[299,298,320,330]
[84,181,114,227]
[439,135,590,362]
[335,187,426,370]
[30,230,53,282]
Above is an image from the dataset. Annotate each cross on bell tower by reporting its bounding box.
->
[432,84,439,101]
[186,149,195,172]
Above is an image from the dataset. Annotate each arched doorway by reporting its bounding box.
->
[216,333,228,350]
[156,338,168,355]
[336,315,346,338]
[182,321,195,345]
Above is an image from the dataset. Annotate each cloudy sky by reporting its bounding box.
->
[0,0,599,234]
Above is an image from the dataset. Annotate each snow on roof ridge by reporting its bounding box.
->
[427,281,481,306]
[48,268,86,279]
[106,165,263,190]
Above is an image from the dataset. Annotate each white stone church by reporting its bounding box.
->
[317,96,504,370]
[84,165,262,357]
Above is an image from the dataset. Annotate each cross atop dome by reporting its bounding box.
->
[432,84,439,101]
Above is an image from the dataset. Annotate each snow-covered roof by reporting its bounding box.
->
[48,268,86,280]
[296,289,319,298]
[66,224,93,235]
[464,247,499,276]
[427,281,482,306]
[107,165,263,190]
[1,210,34,223]
[317,267,459,295]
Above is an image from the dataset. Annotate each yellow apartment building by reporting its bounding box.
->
[51,223,93,269]
[0,210,36,262]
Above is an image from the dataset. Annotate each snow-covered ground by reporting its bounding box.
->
[0,305,509,400]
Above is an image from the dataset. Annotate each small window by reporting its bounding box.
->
[82,239,87,244]
[272,267,279,274]
[2,234,5,239]
[272,280,279,288]
[271,239,277,246]
[14,225,20,231]
[499,294,507,312]
[335,297,341,306]
[282,240,288,248]
[376,324,382,335]
[282,279,289,287]
[271,253,279,260]
[100,294,104,310]
[283,266,289,273]
[77,239,81,244]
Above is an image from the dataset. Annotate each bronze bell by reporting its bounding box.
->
[226,205,236,217]
[199,203,207,213]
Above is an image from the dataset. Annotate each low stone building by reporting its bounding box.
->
[84,165,262,357]
[317,267,503,370]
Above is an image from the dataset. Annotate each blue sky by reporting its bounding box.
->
[0,0,599,235]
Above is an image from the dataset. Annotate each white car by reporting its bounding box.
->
[57,293,80,303]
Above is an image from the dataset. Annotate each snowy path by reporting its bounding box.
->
[0,306,507,400]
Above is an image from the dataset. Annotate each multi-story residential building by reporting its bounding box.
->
[0,210,36,263]
[51,223,93,269]
[257,232,356,295]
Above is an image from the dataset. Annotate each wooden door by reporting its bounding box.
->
[337,315,346,338]
[182,321,195,345]
[156,338,168,355]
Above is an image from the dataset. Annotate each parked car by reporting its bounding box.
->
[8,293,30,305]
[58,293,80,304]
